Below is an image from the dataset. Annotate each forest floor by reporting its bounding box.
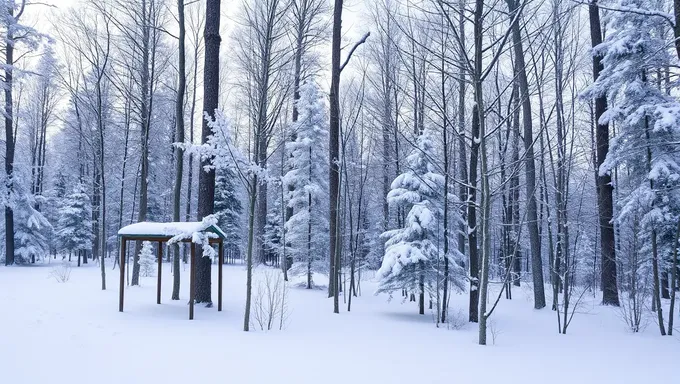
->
[0,260,677,384]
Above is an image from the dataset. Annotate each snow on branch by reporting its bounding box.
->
[574,1,675,27]
[340,32,370,72]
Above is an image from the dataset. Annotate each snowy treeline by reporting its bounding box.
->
[0,0,679,341]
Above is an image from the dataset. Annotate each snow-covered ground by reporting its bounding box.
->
[0,261,677,384]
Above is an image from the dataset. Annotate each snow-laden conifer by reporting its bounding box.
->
[215,166,243,261]
[138,241,156,277]
[282,82,329,288]
[15,192,53,264]
[584,0,680,334]
[376,129,465,300]
[55,184,94,258]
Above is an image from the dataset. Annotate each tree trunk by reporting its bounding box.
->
[441,38,450,322]
[172,0,186,301]
[95,40,109,290]
[184,15,200,263]
[468,102,480,323]
[195,0,221,304]
[132,0,153,286]
[4,11,15,266]
[329,0,343,310]
[475,0,490,344]
[244,177,257,331]
[506,0,545,309]
[668,220,680,335]
[673,0,680,60]
[589,0,619,307]
[643,115,666,335]
[457,0,468,277]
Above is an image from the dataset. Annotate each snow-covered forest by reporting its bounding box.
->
[1,0,679,381]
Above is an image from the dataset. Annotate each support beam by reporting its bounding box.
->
[119,238,126,312]
[190,242,196,320]
[218,241,223,312]
[157,241,163,304]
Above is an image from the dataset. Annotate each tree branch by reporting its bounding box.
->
[340,32,370,72]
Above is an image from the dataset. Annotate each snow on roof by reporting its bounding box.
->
[118,218,226,240]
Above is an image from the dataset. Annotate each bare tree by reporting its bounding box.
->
[171,0,187,301]
[505,0,545,310]
[328,0,369,313]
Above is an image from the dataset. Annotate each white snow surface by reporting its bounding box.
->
[0,264,677,384]
[118,218,225,240]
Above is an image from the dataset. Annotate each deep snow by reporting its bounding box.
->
[0,260,677,384]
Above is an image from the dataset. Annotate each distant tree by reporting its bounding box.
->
[15,189,53,264]
[215,166,243,262]
[263,201,283,266]
[283,82,329,289]
[27,47,60,206]
[56,184,94,265]
[138,241,156,277]
[44,171,68,259]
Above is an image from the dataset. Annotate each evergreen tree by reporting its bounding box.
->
[215,166,243,262]
[376,129,465,312]
[43,171,67,259]
[55,184,94,261]
[138,241,156,277]
[585,0,680,335]
[263,199,284,266]
[282,82,329,288]
[15,191,53,264]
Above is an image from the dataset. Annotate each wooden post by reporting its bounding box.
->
[190,242,196,320]
[119,237,126,312]
[157,241,163,304]
[218,241,223,312]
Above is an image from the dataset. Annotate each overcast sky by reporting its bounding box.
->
[32,0,366,43]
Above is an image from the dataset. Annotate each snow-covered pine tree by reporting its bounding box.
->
[215,165,243,262]
[55,184,94,262]
[584,0,680,335]
[282,82,329,289]
[44,171,68,259]
[263,199,284,266]
[14,190,53,264]
[376,128,465,313]
[138,241,156,277]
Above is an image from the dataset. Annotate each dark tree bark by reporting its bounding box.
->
[589,0,619,306]
[668,220,680,335]
[506,0,545,309]
[195,0,221,304]
[328,0,368,313]
[3,2,20,266]
[440,28,450,322]
[172,0,186,301]
[329,0,343,312]
[673,0,680,60]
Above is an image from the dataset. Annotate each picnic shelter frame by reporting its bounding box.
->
[117,222,226,320]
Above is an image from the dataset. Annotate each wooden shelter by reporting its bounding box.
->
[117,221,226,320]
